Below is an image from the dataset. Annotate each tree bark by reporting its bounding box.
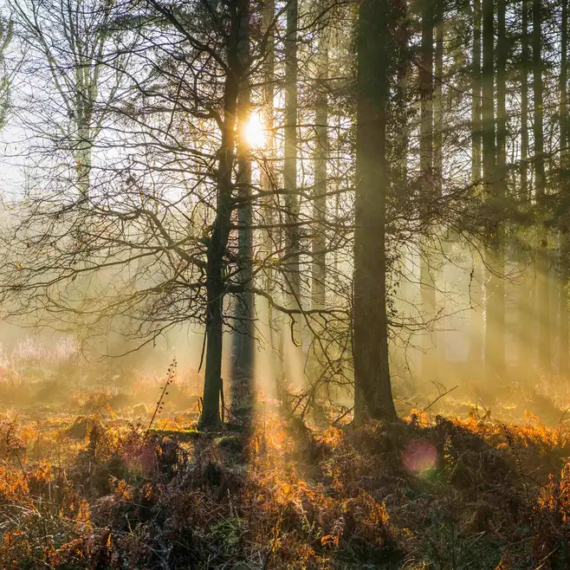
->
[231,0,254,424]
[533,0,550,374]
[521,0,529,200]
[353,0,400,423]
[311,14,329,311]
[199,2,243,428]
[560,0,570,377]
[284,0,300,307]
[469,0,483,371]
[420,0,437,379]
[434,0,444,193]
[482,0,503,380]
[260,0,282,385]
[471,0,482,184]
[489,0,506,380]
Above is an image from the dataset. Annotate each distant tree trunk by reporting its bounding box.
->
[560,0,570,377]
[481,0,494,192]
[261,0,282,384]
[516,0,531,376]
[471,0,482,184]
[284,0,300,311]
[533,0,550,374]
[420,0,436,378]
[469,0,483,370]
[231,0,254,424]
[312,15,329,311]
[433,0,444,192]
[353,0,400,423]
[482,0,503,380]
[492,0,507,379]
[521,0,529,200]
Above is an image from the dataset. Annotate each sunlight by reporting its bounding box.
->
[244,111,265,149]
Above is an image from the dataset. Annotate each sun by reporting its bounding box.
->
[244,111,266,149]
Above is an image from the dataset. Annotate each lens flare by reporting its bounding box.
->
[402,440,437,476]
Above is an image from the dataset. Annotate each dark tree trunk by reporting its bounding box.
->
[469,0,483,370]
[419,0,436,378]
[490,0,506,380]
[482,0,502,381]
[560,0,570,377]
[312,17,329,311]
[284,0,300,307]
[260,0,282,384]
[353,0,401,423]
[521,0,529,200]
[199,2,243,428]
[231,0,254,424]
[533,0,550,374]
[434,0,444,193]
[472,0,482,184]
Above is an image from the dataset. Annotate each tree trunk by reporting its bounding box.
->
[260,0,282,385]
[482,0,502,380]
[516,0,531,379]
[199,3,242,428]
[353,0,400,423]
[284,0,300,308]
[420,0,436,379]
[490,0,506,380]
[560,0,570,377]
[521,0,529,200]
[472,0,482,184]
[469,0,483,371]
[231,0,254,424]
[434,0,444,193]
[311,14,329,311]
[533,0,550,374]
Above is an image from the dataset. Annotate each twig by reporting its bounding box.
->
[421,385,458,413]
[143,358,177,443]
[332,406,353,426]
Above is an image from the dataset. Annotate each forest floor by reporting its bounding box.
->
[1,369,570,568]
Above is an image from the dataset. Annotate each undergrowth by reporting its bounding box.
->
[1,405,570,568]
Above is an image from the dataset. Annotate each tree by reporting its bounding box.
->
[482,0,503,380]
[311,4,330,312]
[533,0,550,375]
[521,0,530,200]
[353,0,405,423]
[419,0,437,378]
[231,0,254,424]
[0,16,11,129]
[469,0,483,372]
[559,0,569,377]
[8,0,127,198]
[284,0,301,313]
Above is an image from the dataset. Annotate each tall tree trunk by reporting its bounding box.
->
[482,0,503,380]
[516,0,531,380]
[434,0,444,193]
[284,0,300,312]
[472,0,482,184]
[521,0,529,200]
[231,0,254,424]
[261,0,282,385]
[533,0,550,374]
[312,13,329,311]
[199,3,242,428]
[560,0,570,377]
[353,0,400,423]
[470,0,483,370]
[493,0,507,379]
[420,0,436,378]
